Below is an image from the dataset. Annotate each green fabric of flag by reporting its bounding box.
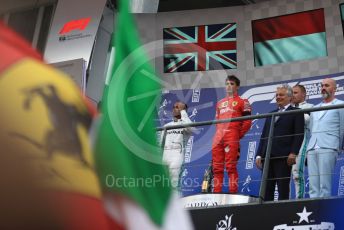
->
[95,0,171,226]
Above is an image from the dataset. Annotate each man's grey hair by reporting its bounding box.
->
[277,84,293,97]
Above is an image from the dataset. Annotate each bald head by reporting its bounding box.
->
[321,78,337,102]
[324,78,336,87]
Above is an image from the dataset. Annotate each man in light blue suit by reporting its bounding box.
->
[307,78,344,198]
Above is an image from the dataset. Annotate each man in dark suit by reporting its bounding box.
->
[255,84,304,201]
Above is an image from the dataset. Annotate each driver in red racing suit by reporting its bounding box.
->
[212,75,252,193]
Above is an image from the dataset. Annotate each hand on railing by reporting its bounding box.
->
[255,157,262,169]
[287,153,297,166]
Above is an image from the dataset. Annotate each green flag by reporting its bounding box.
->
[95,0,193,229]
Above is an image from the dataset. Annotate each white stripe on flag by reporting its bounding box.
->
[104,192,194,230]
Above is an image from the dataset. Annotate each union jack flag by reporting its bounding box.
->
[163,23,237,73]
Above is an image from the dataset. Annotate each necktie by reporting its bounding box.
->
[295,103,299,108]
[275,107,284,122]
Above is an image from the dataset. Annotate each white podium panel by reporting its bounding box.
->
[182,193,259,208]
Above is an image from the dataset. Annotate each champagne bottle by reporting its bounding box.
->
[201,161,213,193]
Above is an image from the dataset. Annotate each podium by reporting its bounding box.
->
[181,193,259,208]
[187,196,344,229]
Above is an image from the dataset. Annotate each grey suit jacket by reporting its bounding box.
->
[307,98,344,152]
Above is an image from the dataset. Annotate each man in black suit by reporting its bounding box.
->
[255,84,304,201]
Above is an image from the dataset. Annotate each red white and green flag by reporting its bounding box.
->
[252,9,327,66]
[94,0,193,229]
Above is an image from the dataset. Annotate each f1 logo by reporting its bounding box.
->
[59,17,91,35]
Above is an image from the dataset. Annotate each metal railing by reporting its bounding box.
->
[157,103,344,203]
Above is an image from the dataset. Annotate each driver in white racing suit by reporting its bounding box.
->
[161,101,193,188]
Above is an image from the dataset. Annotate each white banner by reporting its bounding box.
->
[44,0,106,65]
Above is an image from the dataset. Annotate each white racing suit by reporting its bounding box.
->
[291,101,313,198]
[161,110,192,188]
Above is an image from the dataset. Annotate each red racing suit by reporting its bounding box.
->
[212,94,252,193]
